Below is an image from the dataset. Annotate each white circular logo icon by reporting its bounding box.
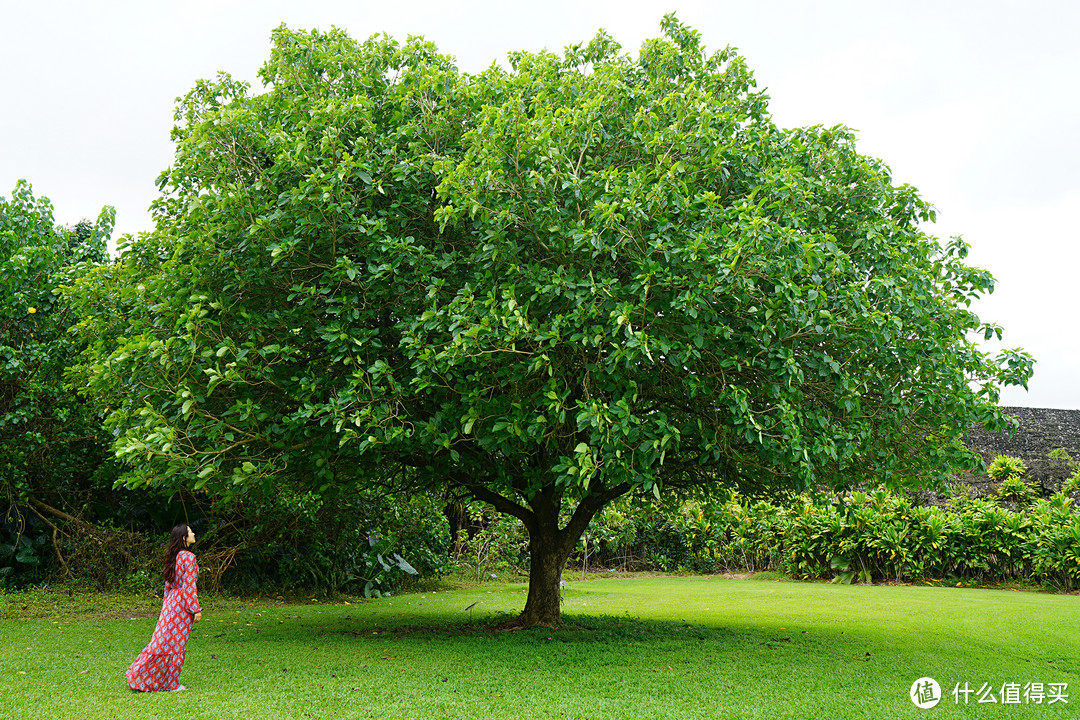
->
[910,677,942,709]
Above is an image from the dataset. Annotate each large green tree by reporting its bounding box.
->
[1,181,115,576]
[72,17,1032,625]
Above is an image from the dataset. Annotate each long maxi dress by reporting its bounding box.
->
[126,549,202,691]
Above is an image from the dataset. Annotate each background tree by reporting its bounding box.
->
[72,17,1033,625]
[1,181,117,579]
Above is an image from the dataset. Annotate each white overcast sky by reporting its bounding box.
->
[2,0,1077,409]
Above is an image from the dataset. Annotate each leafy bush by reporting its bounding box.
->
[988,455,1028,481]
[580,484,1079,591]
[1063,469,1080,498]
[451,507,528,583]
[0,517,50,586]
[1025,495,1080,592]
[217,486,451,596]
[996,475,1036,506]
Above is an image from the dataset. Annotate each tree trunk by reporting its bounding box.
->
[462,476,631,629]
[443,499,470,558]
[516,528,573,627]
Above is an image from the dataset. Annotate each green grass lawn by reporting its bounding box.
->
[1,576,1076,719]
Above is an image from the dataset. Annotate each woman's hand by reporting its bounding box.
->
[193,611,202,623]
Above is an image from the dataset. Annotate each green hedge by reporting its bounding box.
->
[578,488,1080,591]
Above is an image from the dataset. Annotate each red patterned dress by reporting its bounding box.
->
[126,549,202,691]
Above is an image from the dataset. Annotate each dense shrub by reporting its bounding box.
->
[1,488,183,590]
[7,482,1078,594]
[576,486,1080,591]
[987,455,1028,481]
[2,484,454,597]
[197,486,452,597]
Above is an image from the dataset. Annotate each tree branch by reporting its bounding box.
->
[459,479,536,533]
[25,501,73,579]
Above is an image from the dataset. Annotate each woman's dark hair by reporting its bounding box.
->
[163,524,190,584]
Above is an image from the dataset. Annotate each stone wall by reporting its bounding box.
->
[965,406,1080,494]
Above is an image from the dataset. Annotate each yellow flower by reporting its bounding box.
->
[28,307,37,314]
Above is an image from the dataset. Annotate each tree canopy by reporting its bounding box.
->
[2,181,113,495]
[71,16,1033,625]
[1,182,117,577]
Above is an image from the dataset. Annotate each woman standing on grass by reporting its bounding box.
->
[126,524,203,692]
